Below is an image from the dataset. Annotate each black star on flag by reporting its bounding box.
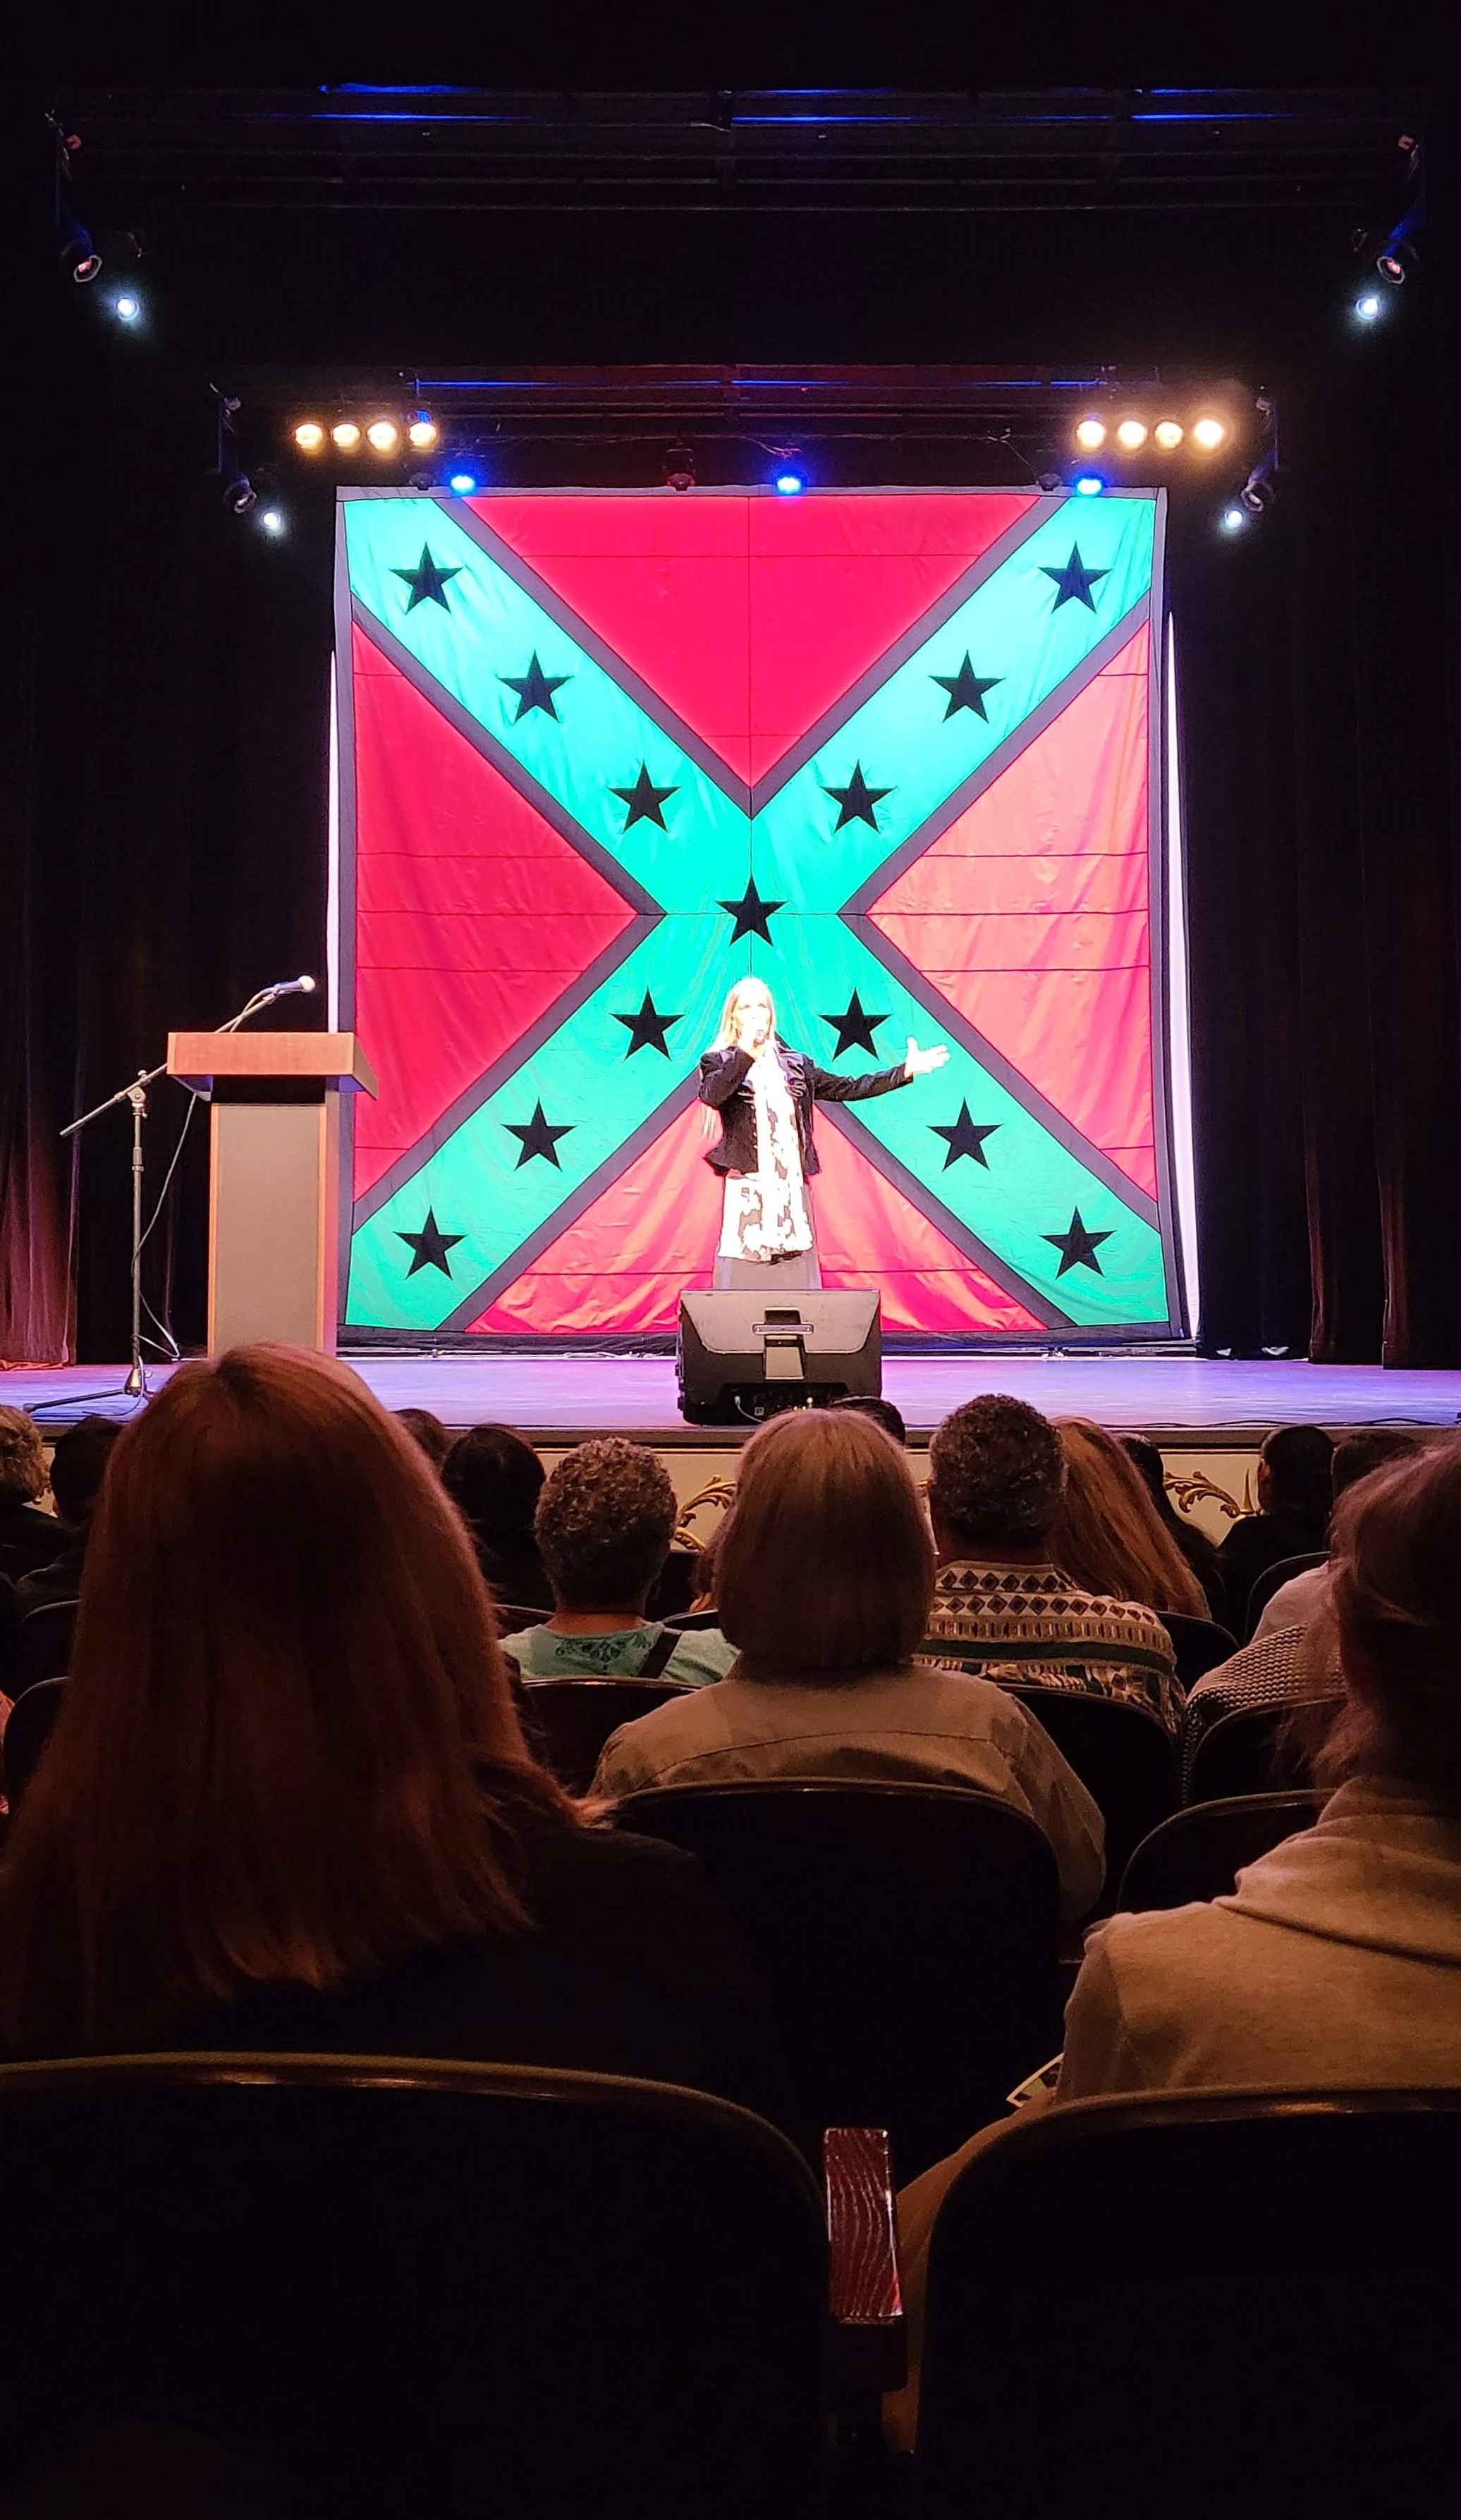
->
[1040,544,1110,613]
[505,1101,574,1169]
[613,990,682,1057]
[500,651,570,720]
[391,543,463,612]
[396,1207,464,1278]
[930,1102,1000,1170]
[820,991,890,1059]
[611,763,678,829]
[1043,1206,1113,1277]
[931,654,1003,720]
[824,762,892,831]
[718,878,784,943]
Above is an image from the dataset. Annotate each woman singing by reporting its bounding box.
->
[699,977,949,1277]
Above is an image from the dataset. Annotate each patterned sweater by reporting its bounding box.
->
[921,1559,1183,1736]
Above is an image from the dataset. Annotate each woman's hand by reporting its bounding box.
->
[904,1036,950,1079]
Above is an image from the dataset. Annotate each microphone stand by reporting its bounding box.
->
[60,985,292,1401]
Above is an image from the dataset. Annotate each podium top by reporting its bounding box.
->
[167,1031,378,1096]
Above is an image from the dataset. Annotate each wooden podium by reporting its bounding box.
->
[166,1032,377,1355]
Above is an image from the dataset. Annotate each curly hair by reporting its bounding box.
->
[0,1406,48,1506]
[534,1437,678,1612]
[927,1394,1065,1553]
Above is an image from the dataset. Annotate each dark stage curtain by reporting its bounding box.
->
[4,204,1460,1366]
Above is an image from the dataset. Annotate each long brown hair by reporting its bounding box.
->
[717,1408,934,1680]
[0,1346,573,2055]
[1049,1418,1208,1617]
[1319,1434,1461,1814]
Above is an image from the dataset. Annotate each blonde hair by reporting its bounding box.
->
[1049,1417,1207,1616]
[717,1408,934,1680]
[712,976,778,1052]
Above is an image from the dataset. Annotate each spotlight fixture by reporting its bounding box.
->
[56,205,101,283]
[1074,417,1106,451]
[1153,419,1184,450]
[259,508,286,536]
[223,473,257,516]
[1115,418,1148,450]
[1354,290,1383,323]
[366,419,400,453]
[1073,474,1104,498]
[1220,505,1249,533]
[113,292,141,323]
[405,411,438,449]
[448,469,478,494]
[1035,469,1065,494]
[294,422,326,453]
[1190,416,1228,450]
[331,422,362,451]
[663,441,696,493]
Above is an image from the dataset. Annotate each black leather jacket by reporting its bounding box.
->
[697,1045,911,1178]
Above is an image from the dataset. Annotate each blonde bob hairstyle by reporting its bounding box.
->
[716,1408,934,1681]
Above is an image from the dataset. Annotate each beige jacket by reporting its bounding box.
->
[1059,1779,1461,2096]
[592,1661,1106,1920]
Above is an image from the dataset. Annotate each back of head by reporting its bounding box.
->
[396,1406,453,1470]
[1261,1424,1337,1518]
[1050,1418,1206,1616]
[0,1346,562,2055]
[0,1406,47,1506]
[826,1393,907,1446]
[718,1408,934,1680]
[1325,1434,1461,1815]
[927,1395,1063,1556]
[1330,1428,1424,1504]
[444,1424,545,1552]
[47,1415,123,1528]
[535,1437,677,1614]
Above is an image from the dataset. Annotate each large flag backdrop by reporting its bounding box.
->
[334,486,1186,1339]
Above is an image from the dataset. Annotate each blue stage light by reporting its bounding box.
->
[1354,290,1383,323]
[1073,474,1104,497]
[114,292,141,322]
[774,469,805,495]
[448,469,477,493]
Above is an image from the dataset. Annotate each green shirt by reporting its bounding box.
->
[500,1621,737,1692]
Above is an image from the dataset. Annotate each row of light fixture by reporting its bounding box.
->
[1071,411,1231,457]
[294,412,439,455]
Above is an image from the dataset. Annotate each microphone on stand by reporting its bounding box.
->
[259,974,317,1003]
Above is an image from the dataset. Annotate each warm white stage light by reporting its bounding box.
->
[406,412,438,448]
[1154,419,1184,450]
[366,419,400,453]
[1074,417,1106,451]
[1191,416,1228,450]
[331,422,362,450]
[1115,418,1148,450]
[294,422,326,452]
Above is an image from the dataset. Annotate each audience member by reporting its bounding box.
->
[1120,1433,1228,1622]
[922,1396,1182,1734]
[442,1422,553,1612]
[889,1432,1461,2450]
[827,1392,908,1445]
[1254,1428,1424,1639]
[0,1346,766,2102]
[501,1439,736,1689]
[14,1416,122,1616]
[1216,1423,1335,1633]
[592,1410,1104,1919]
[395,1406,453,1470]
[0,1408,59,1582]
[1050,1418,1209,1621]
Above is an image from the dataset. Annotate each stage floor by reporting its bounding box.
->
[5,1353,1460,1443]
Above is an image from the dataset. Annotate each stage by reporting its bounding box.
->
[5,1352,1459,1444]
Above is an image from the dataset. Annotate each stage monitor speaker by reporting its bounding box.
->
[676,1289,881,1427]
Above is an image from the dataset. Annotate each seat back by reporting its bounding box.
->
[615,1781,1061,2180]
[1118,1789,1328,1912]
[0,2055,826,2520]
[917,2089,1461,2520]
[522,1678,695,1792]
[1,1677,66,1811]
[1245,1550,1328,1635]
[1186,1697,1339,1805]
[1159,1609,1238,1689]
[1002,1685,1179,1894]
[16,1596,78,1689]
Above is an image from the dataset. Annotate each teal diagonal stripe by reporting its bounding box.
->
[753,496,1154,910]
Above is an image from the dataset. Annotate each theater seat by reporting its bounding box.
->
[1185,1699,1340,1805]
[0,2054,897,2520]
[614,1780,1063,2180]
[1001,1685,1180,1901]
[1,1676,66,1812]
[917,2089,1461,2519]
[1118,1790,1328,1912]
[1160,1609,1239,1689]
[520,1678,694,1793]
